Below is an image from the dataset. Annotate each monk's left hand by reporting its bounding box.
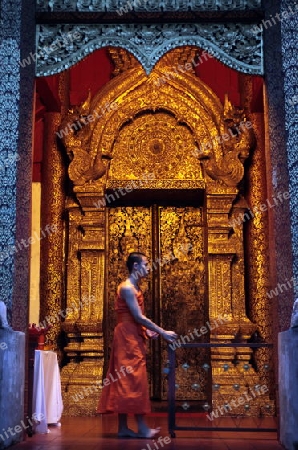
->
[146,329,159,339]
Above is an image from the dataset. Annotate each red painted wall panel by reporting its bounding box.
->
[69,48,114,106]
[195,50,241,107]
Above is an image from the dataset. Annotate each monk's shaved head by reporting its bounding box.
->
[126,252,146,273]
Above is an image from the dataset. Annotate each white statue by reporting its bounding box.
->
[0,300,9,328]
[290,298,298,328]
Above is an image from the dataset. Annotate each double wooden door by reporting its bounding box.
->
[106,204,210,404]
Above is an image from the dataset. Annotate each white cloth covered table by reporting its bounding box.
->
[32,350,63,433]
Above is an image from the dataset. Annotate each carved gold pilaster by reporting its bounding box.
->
[207,191,252,356]
[206,189,273,414]
[60,187,106,416]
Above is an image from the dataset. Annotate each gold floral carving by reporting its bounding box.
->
[110,112,202,181]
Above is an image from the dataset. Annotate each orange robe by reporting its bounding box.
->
[97,285,151,415]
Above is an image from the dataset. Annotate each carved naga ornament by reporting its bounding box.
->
[198,95,255,188]
[58,91,113,186]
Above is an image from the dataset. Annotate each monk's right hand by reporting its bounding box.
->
[162,330,178,343]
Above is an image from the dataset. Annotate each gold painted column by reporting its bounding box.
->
[39,110,65,351]
[40,72,69,355]
[240,75,274,410]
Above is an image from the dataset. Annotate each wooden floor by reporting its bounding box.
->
[13,415,285,450]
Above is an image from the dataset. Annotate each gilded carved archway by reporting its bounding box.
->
[57,47,273,416]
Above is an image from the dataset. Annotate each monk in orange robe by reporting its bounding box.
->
[97,252,177,438]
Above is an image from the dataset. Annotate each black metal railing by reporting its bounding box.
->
[167,342,276,437]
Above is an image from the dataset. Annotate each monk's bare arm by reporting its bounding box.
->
[120,285,177,342]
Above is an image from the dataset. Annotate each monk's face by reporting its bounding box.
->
[136,256,149,278]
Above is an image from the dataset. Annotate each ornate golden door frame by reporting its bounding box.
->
[58,47,274,415]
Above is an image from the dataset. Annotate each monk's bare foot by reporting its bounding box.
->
[118,428,138,438]
[137,427,161,438]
